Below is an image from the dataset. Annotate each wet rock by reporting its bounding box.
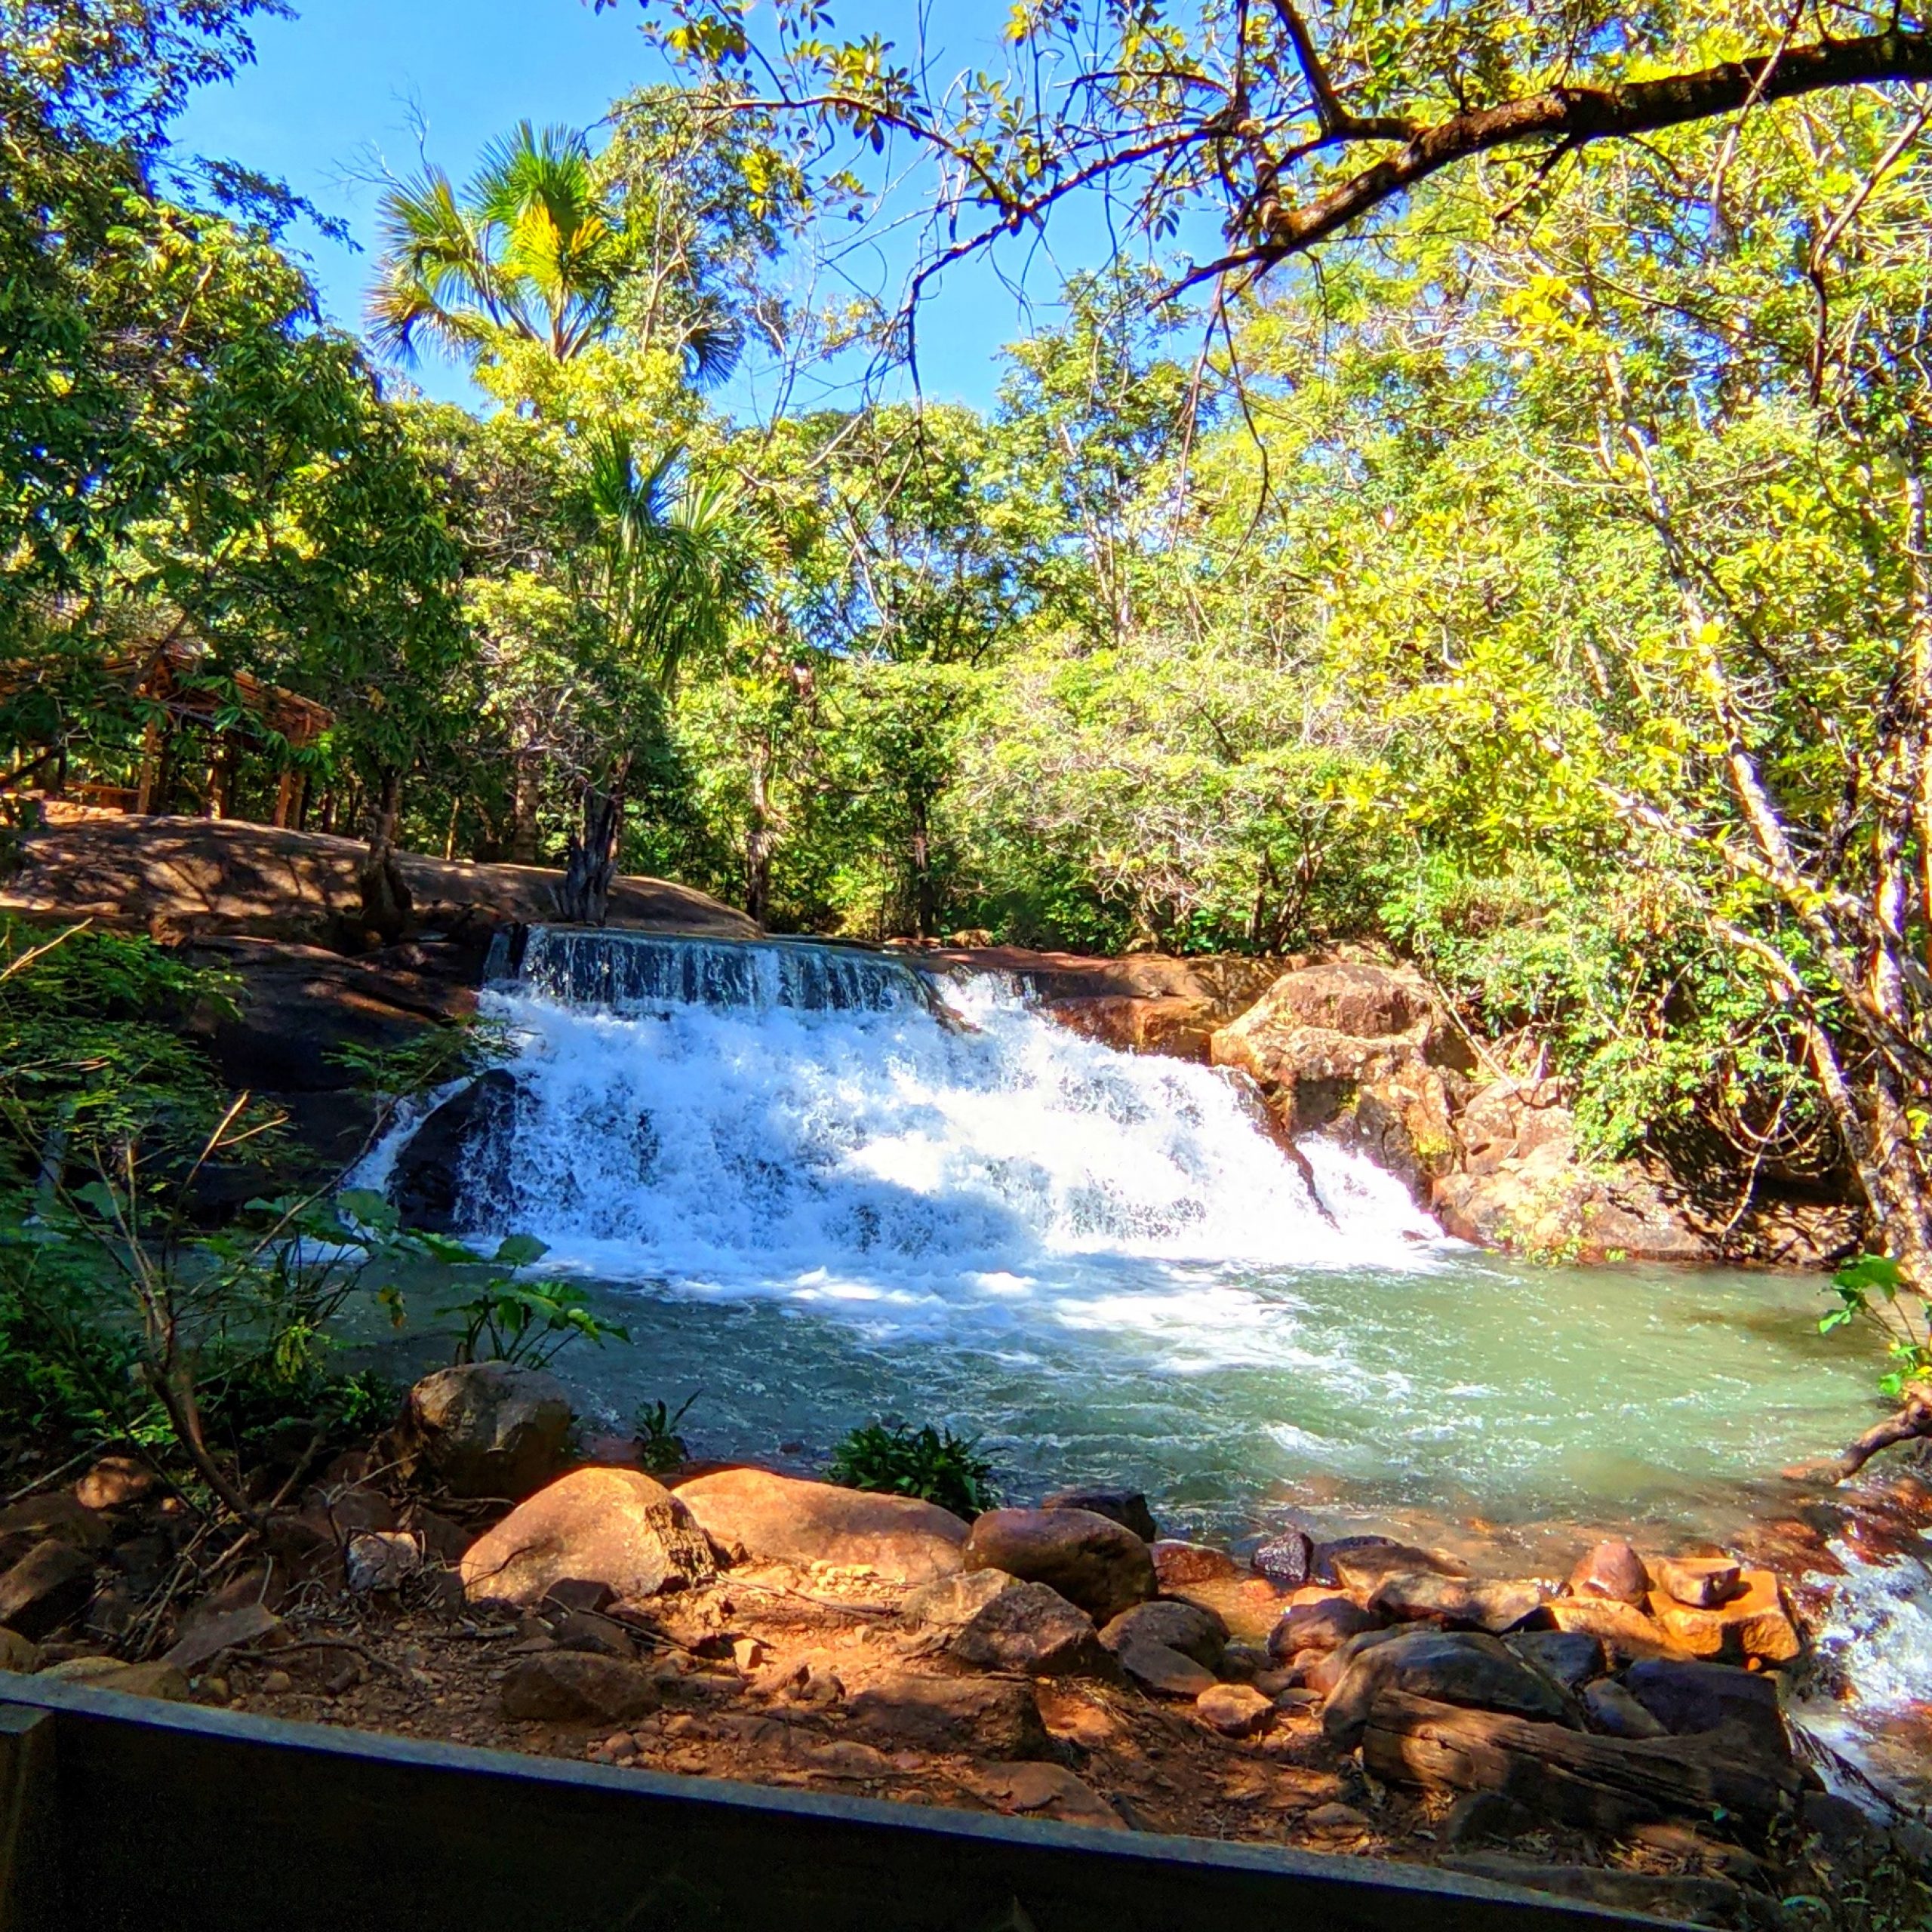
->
[1323,1629,1578,1751]
[1567,1539,1651,1608]
[460,1467,715,1607]
[0,1539,96,1639]
[1251,1528,1315,1591]
[390,1069,518,1231]
[1367,1571,1549,1634]
[962,1509,1156,1624]
[1505,1629,1605,1693]
[400,1361,572,1501]
[903,1570,1109,1676]
[964,1762,1125,1829]
[674,1469,967,1584]
[848,1672,1050,1760]
[1321,1537,1469,1599]
[1652,1555,1744,1609]
[1149,1540,1237,1588]
[346,1531,423,1594]
[500,1652,663,1723]
[1041,1488,1157,1543]
[74,1456,157,1512]
[1622,1660,1789,1761]
[1114,1639,1217,1698]
[1583,1678,1667,1739]
[1646,1570,1800,1665]
[1100,1598,1229,1671]
[1441,1854,1743,1925]
[1195,1683,1274,1738]
[1267,1596,1383,1659]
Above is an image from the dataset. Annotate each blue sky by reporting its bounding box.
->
[174,0,1129,417]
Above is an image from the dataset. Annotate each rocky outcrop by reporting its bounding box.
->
[460,1467,716,1606]
[672,1468,968,1583]
[399,1362,573,1500]
[391,1071,519,1232]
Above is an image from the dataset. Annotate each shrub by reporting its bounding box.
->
[826,1417,998,1520]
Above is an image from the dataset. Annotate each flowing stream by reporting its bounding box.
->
[378,926,1932,1810]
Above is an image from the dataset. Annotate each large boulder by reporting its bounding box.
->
[903,1570,1109,1676]
[1040,1487,1157,1543]
[1100,1599,1229,1671]
[1622,1660,1790,1762]
[390,1071,518,1232]
[460,1467,715,1606]
[672,1468,967,1583]
[1323,1629,1580,1749]
[962,1509,1157,1624]
[399,1361,572,1500]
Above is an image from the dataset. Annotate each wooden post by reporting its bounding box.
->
[273,768,303,829]
[0,1706,60,1930]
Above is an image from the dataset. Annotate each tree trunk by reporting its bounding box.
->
[355,767,413,948]
[745,754,774,929]
[510,752,542,866]
[909,795,937,940]
[555,756,630,927]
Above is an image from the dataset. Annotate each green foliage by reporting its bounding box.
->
[1823,1257,1931,1404]
[436,1234,631,1371]
[827,1417,998,1521]
[632,1392,700,1474]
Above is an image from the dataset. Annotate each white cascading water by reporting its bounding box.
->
[447,931,1439,1323]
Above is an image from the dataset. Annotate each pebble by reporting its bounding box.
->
[262,1670,294,1696]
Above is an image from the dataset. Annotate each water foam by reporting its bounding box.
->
[418,953,1441,1342]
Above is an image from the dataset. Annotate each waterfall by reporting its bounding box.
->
[405,933,1442,1321]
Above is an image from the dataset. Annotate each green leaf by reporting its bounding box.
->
[493,1233,549,1267]
[337,1189,398,1233]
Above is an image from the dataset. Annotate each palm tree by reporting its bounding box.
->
[369,122,619,364]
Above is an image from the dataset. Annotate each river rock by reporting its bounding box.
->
[903,1570,1109,1675]
[390,1069,518,1231]
[1041,1487,1157,1542]
[400,1361,572,1500]
[1150,1540,1238,1587]
[847,1672,1050,1760]
[1268,1596,1383,1659]
[1100,1598,1228,1670]
[500,1651,663,1723]
[1114,1639,1217,1698]
[1251,1528,1315,1590]
[0,1540,96,1639]
[1367,1571,1549,1634]
[460,1468,715,1607]
[74,1457,157,1512]
[1195,1682,1274,1737]
[1568,1539,1651,1607]
[1546,1595,1680,1660]
[1583,1678,1668,1739]
[1323,1629,1579,1751]
[1646,1571,1800,1665]
[1651,1555,1743,1609]
[961,1509,1155,1623]
[1301,1625,1411,1695]
[1622,1660,1789,1761]
[674,1468,967,1583]
[1506,1629,1606,1693]
[1322,1537,1470,1599]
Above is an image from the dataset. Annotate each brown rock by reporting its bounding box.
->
[0,1494,109,1551]
[1367,1571,1549,1634]
[1195,1682,1274,1737]
[962,1509,1155,1624]
[1322,1538,1470,1599]
[1546,1596,1681,1660]
[162,1603,281,1674]
[1568,1540,1651,1607]
[1041,1487,1157,1543]
[1651,1555,1744,1610]
[500,1651,663,1723]
[400,1361,573,1500]
[847,1672,1049,1760]
[1268,1596,1382,1659]
[1113,1638,1217,1698]
[1645,1571,1800,1665]
[674,1469,967,1584]
[1251,1528,1315,1590]
[346,1531,423,1594]
[101,1661,190,1703]
[1323,1630,1578,1751]
[964,1762,1124,1829]
[903,1570,1109,1676]
[0,1539,96,1639]
[1304,1801,1374,1836]
[1100,1599,1228,1669]
[1149,1540,1236,1587]
[460,1468,715,1607]
[74,1456,157,1512]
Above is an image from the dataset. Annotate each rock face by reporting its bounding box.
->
[961,1509,1157,1624]
[903,1570,1109,1676]
[400,1362,573,1501]
[673,1469,967,1584]
[460,1467,715,1606]
[391,1071,519,1231]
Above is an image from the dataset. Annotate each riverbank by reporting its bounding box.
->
[2,1371,1926,1931]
